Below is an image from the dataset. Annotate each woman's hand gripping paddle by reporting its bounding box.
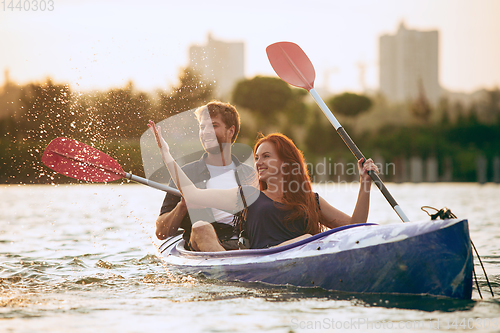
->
[266,41,409,222]
[42,137,181,196]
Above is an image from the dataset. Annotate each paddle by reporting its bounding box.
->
[266,42,410,222]
[42,137,182,196]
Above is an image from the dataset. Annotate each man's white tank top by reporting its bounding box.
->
[206,162,237,225]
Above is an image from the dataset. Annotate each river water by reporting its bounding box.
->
[1,183,499,332]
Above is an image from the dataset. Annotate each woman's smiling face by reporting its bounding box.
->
[254,141,284,183]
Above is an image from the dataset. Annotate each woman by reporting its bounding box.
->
[246,133,378,249]
[148,121,379,251]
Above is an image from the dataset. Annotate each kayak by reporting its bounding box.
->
[159,219,473,299]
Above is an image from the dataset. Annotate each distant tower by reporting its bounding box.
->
[357,62,367,93]
[322,67,338,94]
[188,33,245,100]
[379,22,440,105]
[3,68,11,89]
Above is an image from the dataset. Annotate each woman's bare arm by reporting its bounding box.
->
[148,121,244,212]
[318,158,379,228]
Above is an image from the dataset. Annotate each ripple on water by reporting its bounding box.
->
[1,184,500,331]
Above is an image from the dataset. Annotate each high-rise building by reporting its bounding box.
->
[379,22,440,105]
[189,34,245,100]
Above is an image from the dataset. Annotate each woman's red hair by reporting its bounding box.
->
[254,133,322,235]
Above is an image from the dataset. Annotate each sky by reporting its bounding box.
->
[1,0,499,94]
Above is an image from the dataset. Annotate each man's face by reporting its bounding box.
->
[199,111,234,154]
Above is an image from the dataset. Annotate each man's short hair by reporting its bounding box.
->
[194,101,240,143]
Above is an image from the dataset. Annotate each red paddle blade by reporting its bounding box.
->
[266,42,316,91]
[42,137,126,183]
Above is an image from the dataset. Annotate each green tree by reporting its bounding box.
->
[87,82,154,140]
[483,88,500,123]
[281,88,309,126]
[304,111,337,157]
[437,97,451,127]
[410,83,432,123]
[19,79,73,143]
[232,76,293,127]
[3,79,74,184]
[157,67,213,118]
[327,92,372,117]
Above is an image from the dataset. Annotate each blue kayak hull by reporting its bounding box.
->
[159,219,473,299]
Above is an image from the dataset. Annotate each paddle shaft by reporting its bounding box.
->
[310,88,410,222]
[126,173,181,196]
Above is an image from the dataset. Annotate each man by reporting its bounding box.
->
[155,101,255,251]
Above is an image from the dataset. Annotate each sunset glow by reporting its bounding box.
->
[1,0,499,93]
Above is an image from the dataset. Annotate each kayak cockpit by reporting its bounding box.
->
[159,223,377,259]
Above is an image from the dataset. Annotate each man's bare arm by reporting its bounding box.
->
[155,198,188,240]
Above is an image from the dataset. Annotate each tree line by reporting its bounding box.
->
[0,68,213,184]
[1,68,499,184]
